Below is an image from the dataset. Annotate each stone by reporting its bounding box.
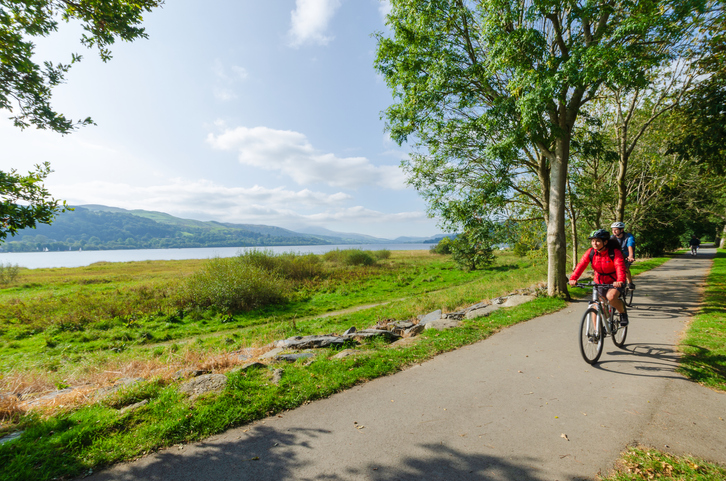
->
[260,347,284,360]
[172,368,209,381]
[343,326,357,336]
[271,369,284,385]
[423,318,461,330]
[404,324,425,337]
[233,362,265,373]
[331,349,359,359]
[391,321,414,329]
[118,399,148,415]
[92,378,145,402]
[179,374,227,399]
[347,329,401,341]
[465,304,501,319]
[278,335,347,350]
[389,337,419,348]
[0,431,23,445]
[418,309,442,326]
[502,294,536,308]
[276,352,315,362]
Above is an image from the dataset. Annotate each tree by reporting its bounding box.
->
[375,0,707,296]
[1,0,163,238]
[0,162,68,239]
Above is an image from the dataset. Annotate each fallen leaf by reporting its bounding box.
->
[251,456,259,461]
[561,433,569,441]
[518,370,523,373]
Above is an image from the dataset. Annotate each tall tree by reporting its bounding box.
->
[375,0,706,296]
[1,0,163,238]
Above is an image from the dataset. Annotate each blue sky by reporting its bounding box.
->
[1,0,443,239]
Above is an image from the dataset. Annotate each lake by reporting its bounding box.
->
[0,244,433,269]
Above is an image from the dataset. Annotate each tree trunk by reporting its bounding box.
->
[547,134,570,297]
[720,223,726,249]
[616,150,628,222]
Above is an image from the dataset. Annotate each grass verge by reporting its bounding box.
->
[600,446,726,480]
[678,248,726,391]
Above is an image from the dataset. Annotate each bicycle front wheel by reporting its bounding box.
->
[625,286,634,307]
[579,307,603,364]
[612,317,628,348]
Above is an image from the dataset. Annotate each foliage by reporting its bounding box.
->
[182,257,290,312]
[0,263,20,285]
[450,229,494,271]
[1,0,163,133]
[0,163,70,240]
[430,236,453,255]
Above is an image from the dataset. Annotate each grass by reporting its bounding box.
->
[678,248,726,390]
[600,446,726,480]
[0,249,673,481]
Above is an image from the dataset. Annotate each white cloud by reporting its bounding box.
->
[206,125,407,190]
[288,0,341,48]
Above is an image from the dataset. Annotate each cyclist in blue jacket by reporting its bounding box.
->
[611,222,635,289]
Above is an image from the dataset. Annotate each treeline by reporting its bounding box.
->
[0,207,329,252]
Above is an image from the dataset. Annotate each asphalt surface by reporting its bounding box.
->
[89,247,725,481]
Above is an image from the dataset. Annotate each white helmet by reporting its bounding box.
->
[611,221,625,229]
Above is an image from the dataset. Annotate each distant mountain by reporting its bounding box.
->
[0,205,445,253]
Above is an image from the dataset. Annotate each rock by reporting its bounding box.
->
[502,294,536,307]
[260,347,285,360]
[271,369,284,385]
[343,326,357,336]
[391,321,414,329]
[276,352,315,362]
[331,349,359,359]
[418,309,442,326]
[465,304,500,319]
[491,297,506,305]
[347,329,401,341]
[172,368,209,381]
[404,324,425,337]
[389,337,419,348]
[423,318,461,330]
[0,431,23,445]
[278,335,347,350]
[233,362,266,373]
[234,353,249,362]
[93,378,145,402]
[179,374,227,399]
[118,399,148,415]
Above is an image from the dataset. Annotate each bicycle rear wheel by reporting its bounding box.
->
[612,313,628,348]
[626,286,634,307]
[579,307,603,364]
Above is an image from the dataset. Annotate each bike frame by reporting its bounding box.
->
[581,283,620,339]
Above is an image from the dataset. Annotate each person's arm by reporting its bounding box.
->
[569,249,592,285]
[613,250,627,286]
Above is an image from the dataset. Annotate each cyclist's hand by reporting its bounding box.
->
[568,279,577,287]
[613,281,624,288]
[627,256,634,263]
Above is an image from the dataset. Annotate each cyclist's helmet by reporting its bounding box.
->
[588,229,610,240]
[610,221,625,229]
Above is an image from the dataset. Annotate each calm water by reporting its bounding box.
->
[0,244,432,269]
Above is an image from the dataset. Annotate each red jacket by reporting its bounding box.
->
[570,247,626,284]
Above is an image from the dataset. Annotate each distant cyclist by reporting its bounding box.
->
[689,235,701,256]
[569,229,629,326]
[611,222,635,289]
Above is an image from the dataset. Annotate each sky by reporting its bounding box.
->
[1,0,443,240]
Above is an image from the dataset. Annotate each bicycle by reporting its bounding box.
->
[575,282,628,364]
[622,282,634,307]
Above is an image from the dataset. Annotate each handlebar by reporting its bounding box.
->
[574,282,617,289]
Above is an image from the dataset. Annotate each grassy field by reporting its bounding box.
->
[0,249,675,481]
[678,248,726,391]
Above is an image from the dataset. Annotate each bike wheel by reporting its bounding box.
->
[579,307,603,364]
[626,286,634,307]
[612,312,628,348]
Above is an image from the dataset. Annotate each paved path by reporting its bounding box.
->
[91,248,725,481]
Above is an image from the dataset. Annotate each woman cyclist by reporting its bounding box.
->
[569,229,629,326]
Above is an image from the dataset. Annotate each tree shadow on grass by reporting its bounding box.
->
[88,424,584,481]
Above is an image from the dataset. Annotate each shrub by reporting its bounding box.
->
[343,250,376,266]
[0,263,20,285]
[451,230,494,271]
[431,237,453,255]
[183,257,289,312]
[237,250,324,281]
[373,249,391,260]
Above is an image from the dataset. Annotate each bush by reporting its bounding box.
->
[431,237,453,255]
[373,249,391,260]
[237,250,324,281]
[343,250,376,266]
[0,263,20,285]
[183,257,289,312]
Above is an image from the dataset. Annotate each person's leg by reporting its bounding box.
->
[607,288,628,325]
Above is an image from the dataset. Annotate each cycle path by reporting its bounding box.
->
[90,248,725,481]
